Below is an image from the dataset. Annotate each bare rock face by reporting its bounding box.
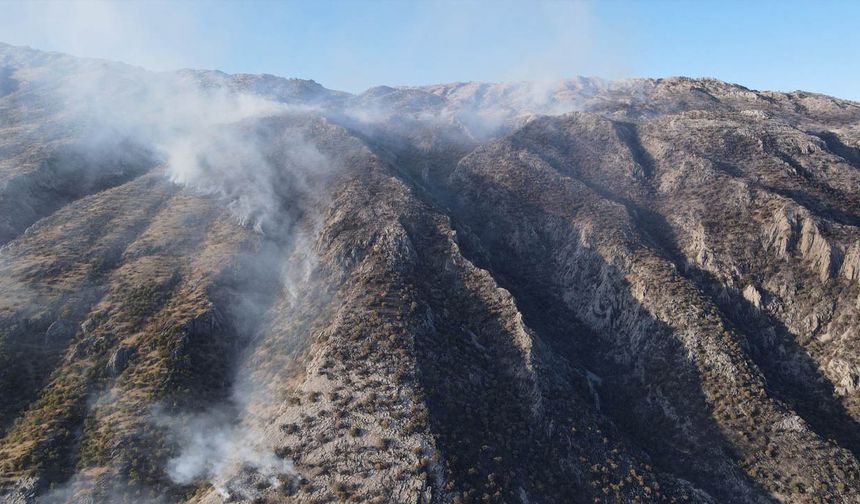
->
[841,242,860,282]
[797,217,842,281]
[764,206,844,281]
[105,345,136,377]
[764,206,801,258]
[829,358,860,396]
[2,43,860,503]
[742,285,762,309]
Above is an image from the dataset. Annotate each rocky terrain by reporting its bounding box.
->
[1,42,860,503]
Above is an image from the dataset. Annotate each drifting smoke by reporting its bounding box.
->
[51,59,329,232]
[153,406,293,491]
[0,43,599,503]
[332,78,603,146]
[162,115,335,233]
[3,49,341,502]
[40,475,169,504]
[36,390,170,504]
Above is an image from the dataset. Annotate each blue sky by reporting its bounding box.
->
[1,0,858,100]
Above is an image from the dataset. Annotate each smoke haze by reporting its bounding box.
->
[0,40,604,503]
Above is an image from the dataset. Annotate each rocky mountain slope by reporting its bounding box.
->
[1,42,860,503]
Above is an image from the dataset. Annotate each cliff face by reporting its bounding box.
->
[2,43,860,503]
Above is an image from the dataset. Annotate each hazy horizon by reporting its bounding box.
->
[1,0,858,100]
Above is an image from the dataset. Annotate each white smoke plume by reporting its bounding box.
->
[0,47,340,502]
[50,62,318,232]
[1,40,604,504]
[153,406,293,491]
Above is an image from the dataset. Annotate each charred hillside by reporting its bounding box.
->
[2,43,860,503]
